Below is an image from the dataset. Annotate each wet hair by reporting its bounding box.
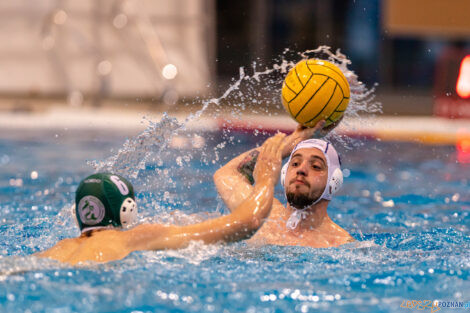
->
[82,230,94,237]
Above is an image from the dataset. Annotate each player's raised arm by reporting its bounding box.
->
[213,121,328,212]
[127,133,285,251]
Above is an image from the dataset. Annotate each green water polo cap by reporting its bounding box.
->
[75,173,138,233]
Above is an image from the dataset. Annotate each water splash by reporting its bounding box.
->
[161,240,223,265]
[89,114,183,179]
[88,46,381,211]
[296,46,382,148]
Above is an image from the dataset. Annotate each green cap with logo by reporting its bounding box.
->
[75,173,138,233]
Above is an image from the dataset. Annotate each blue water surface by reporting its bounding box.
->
[0,128,469,313]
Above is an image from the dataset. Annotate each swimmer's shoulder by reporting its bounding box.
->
[325,219,355,245]
[49,237,82,251]
[36,237,81,260]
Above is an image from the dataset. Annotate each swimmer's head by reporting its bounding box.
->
[280,139,342,209]
[75,173,138,233]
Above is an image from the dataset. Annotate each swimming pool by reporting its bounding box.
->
[0,125,469,313]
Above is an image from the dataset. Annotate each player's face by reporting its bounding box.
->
[285,148,328,208]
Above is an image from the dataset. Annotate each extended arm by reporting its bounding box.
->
[213,121,329,211]
[127,133,285,251]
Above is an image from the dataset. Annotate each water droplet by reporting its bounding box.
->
[113,13,128,29]
[376,173,386,182]
[30,171,38,180]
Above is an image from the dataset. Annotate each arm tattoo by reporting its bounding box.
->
[237,150,260,185]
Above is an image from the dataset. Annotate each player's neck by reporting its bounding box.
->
[287,200,329,229]
[79,228,108,238]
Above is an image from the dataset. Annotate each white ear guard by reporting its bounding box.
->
[280,162,289,188]
[328,168,343,196]
[120,197,138,228]
[281,139,343,203]
[71,203,79,228]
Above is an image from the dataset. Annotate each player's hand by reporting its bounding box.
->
[281,117,343,158]
[253,133,285,185]
[313,115,344,137]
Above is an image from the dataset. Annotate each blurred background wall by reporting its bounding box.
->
[0,0,215,105]
[0,0,469,116]
[217,0,470,116]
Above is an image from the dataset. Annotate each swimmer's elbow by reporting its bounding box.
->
[214,163,230,178]
[213,168,228,188]
[213,170,222,185]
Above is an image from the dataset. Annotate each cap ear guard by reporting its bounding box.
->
[120,197,138,228]
[71,204,79,229]
[280,162,289,188]
[328,168,343,196]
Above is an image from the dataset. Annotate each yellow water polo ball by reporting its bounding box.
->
[281,59,350,127]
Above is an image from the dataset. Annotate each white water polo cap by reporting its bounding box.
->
[280,139,343,205]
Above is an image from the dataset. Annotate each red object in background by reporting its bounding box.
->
[434,48,470,118]
[457,136,470,163]
[456,55,470,98]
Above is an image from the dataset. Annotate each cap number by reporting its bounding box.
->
[110,175,129,195]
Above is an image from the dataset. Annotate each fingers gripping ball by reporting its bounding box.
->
[281,59,350,127]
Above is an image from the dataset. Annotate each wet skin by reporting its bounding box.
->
[214,123,354,248]
[37,134,286,265]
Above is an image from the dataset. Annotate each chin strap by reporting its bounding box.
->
[286,208,309,230]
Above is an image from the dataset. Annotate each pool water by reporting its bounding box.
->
[0,127,469,313]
